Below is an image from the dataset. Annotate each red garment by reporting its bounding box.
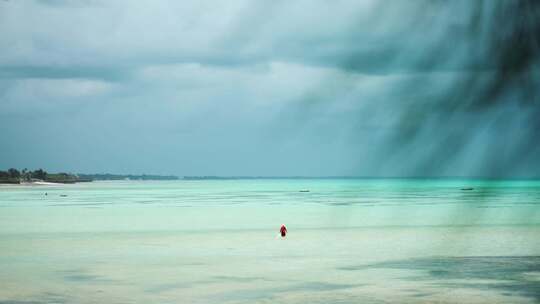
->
[280,225,287,237]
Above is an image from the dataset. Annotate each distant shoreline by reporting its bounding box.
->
[77,173,179,181]
[0,169,180,185]
[181,176,540,181]
[1,174,539,185]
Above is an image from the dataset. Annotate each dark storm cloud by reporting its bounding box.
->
[0,0,538,177]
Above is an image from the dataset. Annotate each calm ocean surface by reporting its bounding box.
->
[1,179,539,303]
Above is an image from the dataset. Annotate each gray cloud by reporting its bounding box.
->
[0,0,538,177]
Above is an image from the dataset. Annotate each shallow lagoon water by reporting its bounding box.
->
[1,179,539,303]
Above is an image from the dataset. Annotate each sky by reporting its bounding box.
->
[0,0,539,177]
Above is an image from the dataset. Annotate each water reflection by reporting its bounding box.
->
[341,256,540,301]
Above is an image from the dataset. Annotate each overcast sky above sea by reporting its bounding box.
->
[0,0,538,177]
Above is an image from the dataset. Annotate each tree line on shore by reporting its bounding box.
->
[0,168,81,184]
[77,173,178,181]
[0,169,180,184]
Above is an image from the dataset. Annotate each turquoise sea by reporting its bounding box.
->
[1,179,539,303]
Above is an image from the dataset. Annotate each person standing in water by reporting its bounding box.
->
[280,224,287,238]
